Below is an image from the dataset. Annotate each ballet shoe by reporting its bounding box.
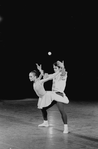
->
[38,121,49,127]
[63,124,68,134]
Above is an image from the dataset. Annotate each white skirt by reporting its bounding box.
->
[37,91,69,109]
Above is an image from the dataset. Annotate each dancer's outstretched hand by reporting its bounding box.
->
[36,63,44,75]
[36,63,42,71]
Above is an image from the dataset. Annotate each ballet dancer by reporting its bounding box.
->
[29,62,69,133]
[52,61,69,133]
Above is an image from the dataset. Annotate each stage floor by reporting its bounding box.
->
[0,99,98,149]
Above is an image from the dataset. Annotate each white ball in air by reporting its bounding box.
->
[48,51,52,55]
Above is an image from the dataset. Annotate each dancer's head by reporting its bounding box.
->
[29,70,38,82]
[53,61,64,72]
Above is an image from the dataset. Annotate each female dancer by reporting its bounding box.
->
[29,62,69,133]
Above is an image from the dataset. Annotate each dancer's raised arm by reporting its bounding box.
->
[36,63,44,80]
[40,70,61,83]
[36,63,60,82]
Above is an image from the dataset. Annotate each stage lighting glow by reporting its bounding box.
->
[48,52,52,55]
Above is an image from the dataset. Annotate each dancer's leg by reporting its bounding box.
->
[41,108,48,121]
[56,102,68,133]
[56,102,67,124]
[38,107,49,127]
[38,101,57,127]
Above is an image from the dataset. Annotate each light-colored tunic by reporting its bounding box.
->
[52,73,67,92]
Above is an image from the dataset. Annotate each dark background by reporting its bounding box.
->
[0,2,98,101]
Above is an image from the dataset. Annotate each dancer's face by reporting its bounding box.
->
[29,72,36,81]
[53,65,59,72]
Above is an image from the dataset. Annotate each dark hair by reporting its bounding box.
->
[31,70,39,78]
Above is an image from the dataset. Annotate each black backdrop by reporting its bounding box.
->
[0,3,98,101]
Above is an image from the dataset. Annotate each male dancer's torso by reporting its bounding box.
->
[52,73,67,93]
